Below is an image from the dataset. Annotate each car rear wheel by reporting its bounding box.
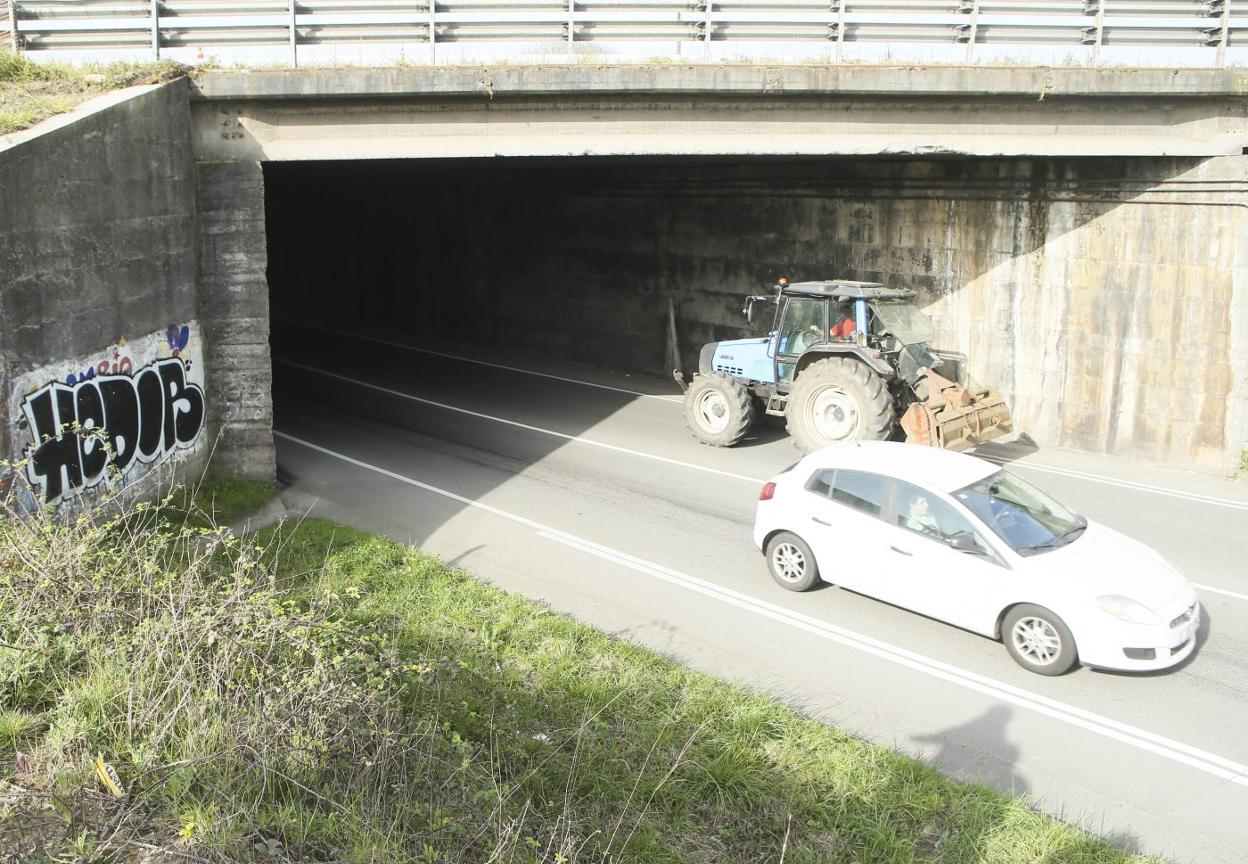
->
[765,532,821,592]
[1002,604,1079,676]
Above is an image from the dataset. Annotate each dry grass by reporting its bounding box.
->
[0,50,184,135]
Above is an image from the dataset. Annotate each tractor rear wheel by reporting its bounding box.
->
[683,372,756,447]
[785,357,894,454]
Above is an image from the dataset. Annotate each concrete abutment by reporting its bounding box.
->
[3,68,1248,511]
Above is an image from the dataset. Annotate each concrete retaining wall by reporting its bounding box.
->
[0,80,274,508]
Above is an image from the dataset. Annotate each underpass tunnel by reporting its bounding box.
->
[263,154,1243,476]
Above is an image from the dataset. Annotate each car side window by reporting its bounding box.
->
[892,481,981,547]
[806,469,835,498]
[829,470,888,518]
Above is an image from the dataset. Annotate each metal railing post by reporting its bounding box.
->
[151,0,160,59]
[289,0,298,67]
[704,0,712,54]
[567,0,574,45]
[8,1,19,53]
[428,0,436,63]
[835,0,845,61]
[1218,0,1230,66]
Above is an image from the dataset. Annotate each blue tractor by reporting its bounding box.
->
[676,278,1012,453]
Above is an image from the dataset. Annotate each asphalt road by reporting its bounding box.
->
[270,322,1248,864]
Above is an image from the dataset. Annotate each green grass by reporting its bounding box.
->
[163,476,279,528]
[0,486,1165,863]
[0,49,185,134]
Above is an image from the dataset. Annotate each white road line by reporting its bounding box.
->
[279,320,1248,510]
[275,429,1248,790]
[279,357,1248,606]
[975,454,1248,512]
[275,358,762,484]
[275,320,684,403]
[1192,583,1248,602]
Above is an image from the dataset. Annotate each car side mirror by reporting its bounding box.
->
[949,532,986,554]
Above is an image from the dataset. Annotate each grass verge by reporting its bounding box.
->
[0,483,1164,863]
[0,50,185,135]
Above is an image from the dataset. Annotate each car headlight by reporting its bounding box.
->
[1092,595,1160,625]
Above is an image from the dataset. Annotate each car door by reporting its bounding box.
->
[801,468,895,594]
[874,480,1008,636]
[775,297,827,386]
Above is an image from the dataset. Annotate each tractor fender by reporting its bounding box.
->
[796,346,894,379]
[698,342,720,375]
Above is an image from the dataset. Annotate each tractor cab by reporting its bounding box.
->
[745,279,942,391]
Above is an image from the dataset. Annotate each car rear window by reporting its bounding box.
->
[808,469,888,518]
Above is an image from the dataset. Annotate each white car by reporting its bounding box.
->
[753,442,1201,675]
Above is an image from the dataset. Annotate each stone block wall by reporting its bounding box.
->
[195,161,276,481]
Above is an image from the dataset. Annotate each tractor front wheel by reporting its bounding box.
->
[785,357,894,454]
[683,372,756,447]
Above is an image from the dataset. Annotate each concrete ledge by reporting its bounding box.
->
[190,65,1248,102]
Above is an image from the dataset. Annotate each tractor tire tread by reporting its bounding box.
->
[785,357,895,453]
[682,372,756,447]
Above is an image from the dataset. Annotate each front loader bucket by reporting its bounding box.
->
[900,369,1013,451]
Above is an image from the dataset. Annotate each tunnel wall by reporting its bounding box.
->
[0,80,215,509]
[269,157,1247,473]
[196,161,276,482]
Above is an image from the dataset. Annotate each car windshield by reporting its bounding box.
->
[953,470,1086,557]
[870,299,935,346]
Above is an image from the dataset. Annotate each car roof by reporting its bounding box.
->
[780,280,916,300]
[796,441,999,492]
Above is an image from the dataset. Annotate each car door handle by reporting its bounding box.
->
[811,517,831,526]
[890,545,913,556]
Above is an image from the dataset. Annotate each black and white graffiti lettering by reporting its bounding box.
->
[22,358,205,504]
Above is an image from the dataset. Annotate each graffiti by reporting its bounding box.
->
[166,324,190,359]
[21,358,205,504]
[65,339,134,385]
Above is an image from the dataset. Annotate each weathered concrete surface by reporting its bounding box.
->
[267,156,1248,474]
[195,161,276,482]
[0,80,212,502]
[191,66,1248,160]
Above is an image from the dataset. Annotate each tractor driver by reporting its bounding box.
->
[830,302,856,341]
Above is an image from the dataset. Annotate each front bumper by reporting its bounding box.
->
[1076,599,1201,672]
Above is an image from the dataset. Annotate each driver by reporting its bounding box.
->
[902,495,940,537]
[830,303,856,340]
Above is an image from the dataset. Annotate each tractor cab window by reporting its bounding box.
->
[777,298,827,356]
[870,300,935,347]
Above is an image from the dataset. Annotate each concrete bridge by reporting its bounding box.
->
[3,64,1248,507]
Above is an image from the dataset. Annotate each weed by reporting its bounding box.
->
[0,475,1163,863]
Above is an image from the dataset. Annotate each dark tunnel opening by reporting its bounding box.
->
[263,154,1048,381]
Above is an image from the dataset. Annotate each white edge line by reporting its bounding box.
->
[274,319,684,403]
[280,358,1248,605]
[274,358,763,485]
[976,454,1248,512]
[275,429,1248,790]
[278,320,1248,511]
[1191,583,1248,602]
[534,530,1248,779]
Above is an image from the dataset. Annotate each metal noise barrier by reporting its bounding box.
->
[4,0,1240,65]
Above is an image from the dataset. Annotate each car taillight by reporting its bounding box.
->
[759,482,776,501]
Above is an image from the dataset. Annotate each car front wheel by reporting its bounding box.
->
[765,532,821,592]
[1002,604,1079,676]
